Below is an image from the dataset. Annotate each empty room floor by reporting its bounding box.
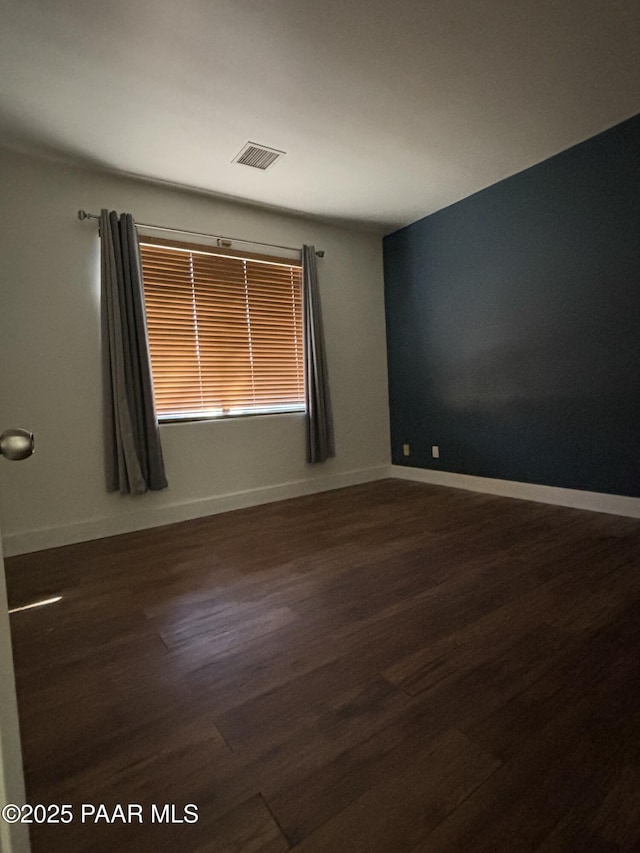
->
[5,479,640,852]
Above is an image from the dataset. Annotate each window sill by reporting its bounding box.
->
[158,409,306,426]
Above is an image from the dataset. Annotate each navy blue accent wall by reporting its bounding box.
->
[384,114,640,496]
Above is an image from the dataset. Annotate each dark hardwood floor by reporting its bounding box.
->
[5,479,640,852]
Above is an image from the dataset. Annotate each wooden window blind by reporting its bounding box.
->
[139,237,305,420]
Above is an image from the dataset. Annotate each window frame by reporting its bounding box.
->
[139,235,306,425]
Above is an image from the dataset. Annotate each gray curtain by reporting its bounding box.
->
[303,245,335,463]
[100,210,168,494]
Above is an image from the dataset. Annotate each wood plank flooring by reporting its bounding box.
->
[5,478,640,852]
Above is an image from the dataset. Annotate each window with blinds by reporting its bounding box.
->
[139,237,305,421]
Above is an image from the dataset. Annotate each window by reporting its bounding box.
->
[139,237,305,421]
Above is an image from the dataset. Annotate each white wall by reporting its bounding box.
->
[0,148,390,556]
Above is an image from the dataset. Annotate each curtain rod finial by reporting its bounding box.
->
[316,250,325,258]
[78,209,88,221]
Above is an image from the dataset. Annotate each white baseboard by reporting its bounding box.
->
[3,465,389,557]
[8,463,638,557]
[390,464,640,518]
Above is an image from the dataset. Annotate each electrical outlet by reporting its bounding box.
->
[432,445,440,459]
[403,443,410,457]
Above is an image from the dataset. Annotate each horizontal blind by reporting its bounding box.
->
[139,239,304,418]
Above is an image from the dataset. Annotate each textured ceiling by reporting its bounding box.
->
[1,0,639,231]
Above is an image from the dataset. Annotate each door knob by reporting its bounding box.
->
[0,428,35,461]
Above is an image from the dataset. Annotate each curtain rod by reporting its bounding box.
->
[77,210,325,257]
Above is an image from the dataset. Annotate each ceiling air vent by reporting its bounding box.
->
[233,142,285,171]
